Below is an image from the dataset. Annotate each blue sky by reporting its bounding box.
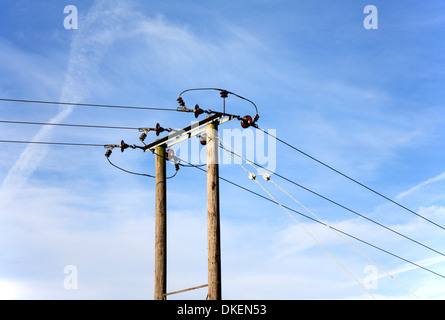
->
[0,0,445,299]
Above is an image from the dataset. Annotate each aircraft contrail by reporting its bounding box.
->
[0,0,126,208]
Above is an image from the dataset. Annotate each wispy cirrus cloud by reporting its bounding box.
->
[397,171,445,200]
[0,0,132,208]
[1,0,444,300]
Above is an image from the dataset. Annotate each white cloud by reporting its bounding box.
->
[1,0,444,300]
[0,0,133,208]
[397,172,445,200]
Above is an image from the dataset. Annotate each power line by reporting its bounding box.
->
[217,137,443,293]
[178,88,259,115]
[219,140,376,298]
[3,94,444,284]
[0,139,179,178]
[221,146,445,258]
[266,175,418,298]
[219,139,417,297]
[176,156,445,280]
[256,127,445,232]
[0,98,178,111]
[105,148,179,179]
[0,120,139,130]
[0,139,105,147]
[5,134,441,280]
[106,157,179,179]
[106,157,156,178]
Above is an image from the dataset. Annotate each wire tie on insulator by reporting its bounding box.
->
[249,172,256,180]
[138,127,155,133]
[138,128,154,142]
[139,131,147,143]
[177,105,193,112]
[104,144,119,158]
[176,96,192,112]
[138,129,150,144]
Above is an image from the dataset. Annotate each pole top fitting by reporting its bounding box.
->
[220,90,229,99]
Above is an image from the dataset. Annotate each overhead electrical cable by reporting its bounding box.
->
[215,143,376,298]
[0,120,140,130]
[0,139,105,147]
[0,98,178,111]
[106,157,156,178]
[268,175,419,298]
[2,137,443,280]
[174,155,445,280]
[252,170,376,299]
[0,139,178,178]
[104,141,179,179]
[177,87,259,115]
[105,156,179,180]
[255,126,445,232]
[218,136,418,298]
[2,92,444,285]
[220,140,445,258]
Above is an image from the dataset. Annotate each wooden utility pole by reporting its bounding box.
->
[206,121,222,300]
[154,144,167,300]
[143,114,232,300]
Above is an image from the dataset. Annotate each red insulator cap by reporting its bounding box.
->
[241,115,252,128]
[220,90,229,98]
[120,140,129,152]
[155,123,165,136]
[194,104,204,118]
[200,133,207,145]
